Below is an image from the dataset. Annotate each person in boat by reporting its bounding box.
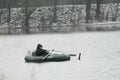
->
[35,44,49,56]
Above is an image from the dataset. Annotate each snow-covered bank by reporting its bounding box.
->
[0,21,120,34]
[0,3,120,34]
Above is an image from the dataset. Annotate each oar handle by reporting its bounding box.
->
[69,54,76,56]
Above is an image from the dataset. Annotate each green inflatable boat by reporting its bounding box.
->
[25,54,71,62]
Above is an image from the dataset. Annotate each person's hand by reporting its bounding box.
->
[51,49,54,51]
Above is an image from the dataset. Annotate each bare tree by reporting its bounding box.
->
[95,0,103,21]
[112,0,120,21]
[52,0,58,23]
[105,1,120,21]
[0,0,2,24]
[6,0,12,34]
[7,0,11,25]
[23,0,29,34]
[22,0,38,34]
[85,0,92,23]
[70,0,76,24]
[0,0,2,23]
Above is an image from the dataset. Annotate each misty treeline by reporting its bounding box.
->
[0,0,120,34]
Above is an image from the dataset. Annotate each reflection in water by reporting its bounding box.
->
[0,31,120,80]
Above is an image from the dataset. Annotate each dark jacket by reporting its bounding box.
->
[35,48,48,56]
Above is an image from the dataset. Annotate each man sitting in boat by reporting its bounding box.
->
[35,44,48,56]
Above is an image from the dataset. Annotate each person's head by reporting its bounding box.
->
[37,44,43,49]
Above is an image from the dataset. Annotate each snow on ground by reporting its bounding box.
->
[0,31,120,80]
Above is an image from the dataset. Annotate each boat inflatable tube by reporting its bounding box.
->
[25,54,71,62]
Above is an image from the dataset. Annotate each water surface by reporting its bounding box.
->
[0,31,120,80]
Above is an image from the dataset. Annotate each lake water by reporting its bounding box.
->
[0,31,120,80]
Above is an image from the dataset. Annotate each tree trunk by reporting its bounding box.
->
[112,3,119,21]
[0,0,2,23]
[70,0,76,24]
[53,0,58,23]
[23,0,30,34]
[22,0,38,34]
[86,0,92,23]
[0,10,1,23]
[7,0,11,34]
[95,0,103,21]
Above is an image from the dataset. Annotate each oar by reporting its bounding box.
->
[49,49,77,56]
[42,54,50,60]
[42,50,53,60]
[69,54,76,56]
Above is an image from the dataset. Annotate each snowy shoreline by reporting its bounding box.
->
[0,21,120,35]
[1,3,120,34]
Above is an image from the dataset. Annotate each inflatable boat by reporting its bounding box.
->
[25,54,71,62]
